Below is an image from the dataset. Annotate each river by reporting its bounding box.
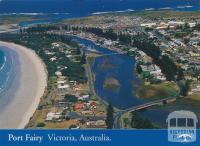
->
[69,36,144,110]
[69,35,200,128]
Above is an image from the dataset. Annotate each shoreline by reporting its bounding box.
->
[0,41,47,129]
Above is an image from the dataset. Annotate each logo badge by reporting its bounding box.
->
[166,110,198,143]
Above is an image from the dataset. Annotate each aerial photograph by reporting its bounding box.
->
[0,0,199,133]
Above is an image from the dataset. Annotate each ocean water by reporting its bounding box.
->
[0,0,199,27]
[0,50,4,69]
[0,0,199,17]
[0,47,14,97]
[0,49,6,94]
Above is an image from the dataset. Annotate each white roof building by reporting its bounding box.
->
[55,71,62,76]
[141,23,156,27]
[46,112,61,121]
[58,84,70,89]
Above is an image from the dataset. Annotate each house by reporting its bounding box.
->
[74,103,85,110]
[188,22,196,28]
[86,120,106,128]
[149,65,162,75]
[55,71,62,76]
[58,84,70,90]
[141,64,161,75]
[188,51,200,57]
[45,50,55,55]
[57,80,66,84]
[57,78,70,89]
[189,82,200,95]
[90,101,97,107]
[81,110,93,115]
[57,78,70,96]
[46,112,62,121]
[50,56,57,61]
[137,50,146,58]
[78,94,90,101]
[95,120,106,126]
[140,23,156,28]
[52,42,60,48]
[104,40,113,46]
[168,21,185,27]
[156,75,166,81]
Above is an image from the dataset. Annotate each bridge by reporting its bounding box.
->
[122,97,176,113]
[114,97,177,129]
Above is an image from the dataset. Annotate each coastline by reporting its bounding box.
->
[0,41,47,129]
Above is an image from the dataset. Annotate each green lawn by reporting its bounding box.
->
[136,82,179,100]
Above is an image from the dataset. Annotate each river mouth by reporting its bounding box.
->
[92,54,144,110]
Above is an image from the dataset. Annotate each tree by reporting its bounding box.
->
[184,22,190,29]
[158,55,177,81]
[183,38,190,44]
[76,47,81,55]
[106,103,114,129]
[19,27,23,35]
[177,68,184,81]
[136,64,142,74]
[180,80,190,96]
[131,112,155,129]
[123,118,130,128]
[81,52,86,64]
[64,94,78,103]
[37,122,45,127]
[142,119,155,129]
[193,24,200,31]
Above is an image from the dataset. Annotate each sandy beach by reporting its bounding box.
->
[0,41,47,129]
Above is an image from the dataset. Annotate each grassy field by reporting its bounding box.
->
[187,93,200,101]
[136,82,179,100]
